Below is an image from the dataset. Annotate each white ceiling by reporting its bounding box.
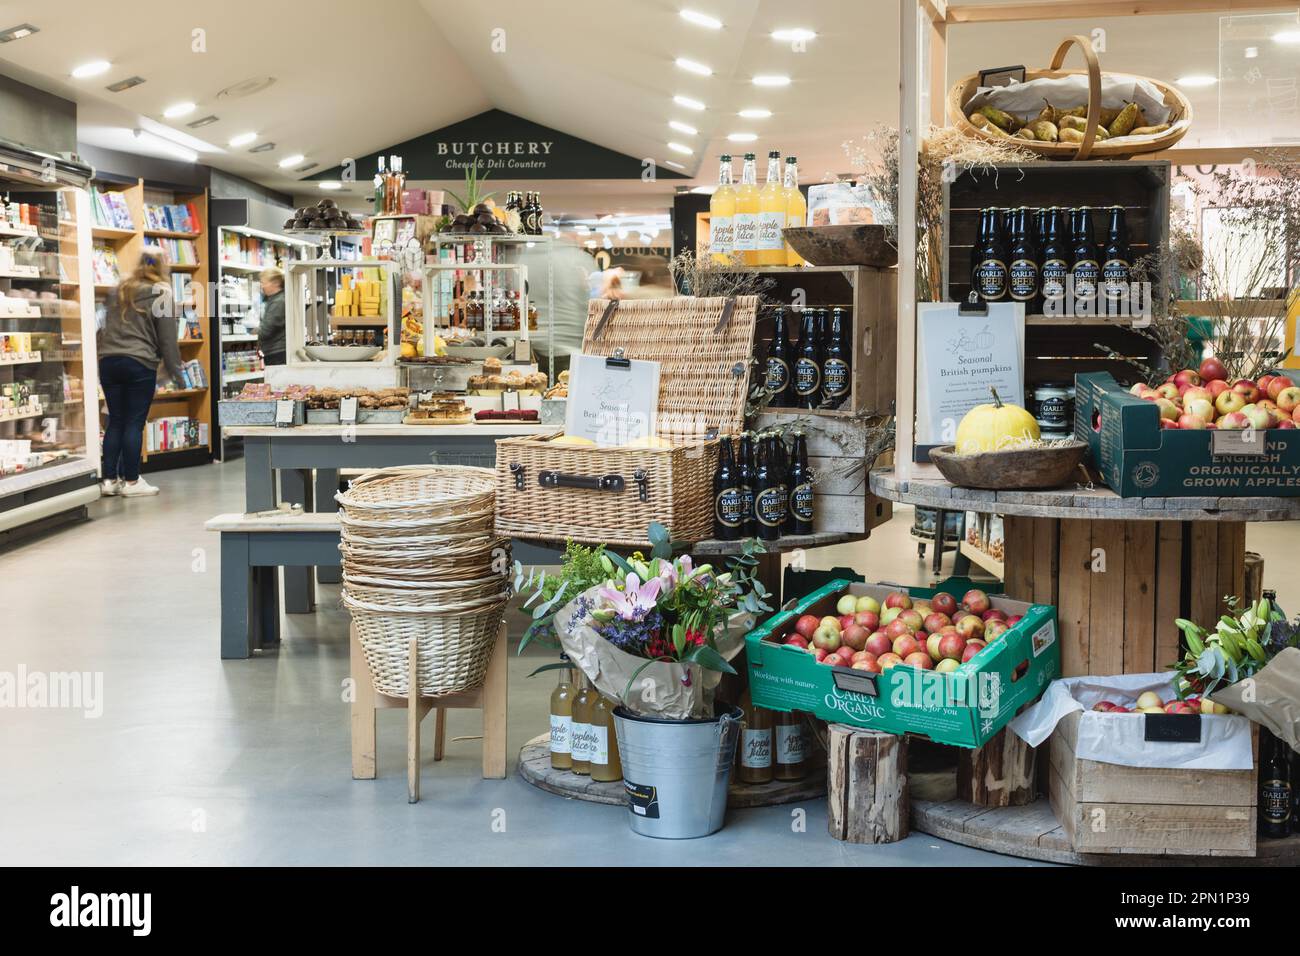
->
[0,0,1296,219]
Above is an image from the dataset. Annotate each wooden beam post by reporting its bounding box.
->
[895,0,922,481]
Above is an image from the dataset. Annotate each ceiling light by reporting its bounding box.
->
[753,74,791,87]
[771,28,817,42]
[250,142,275,153]
[738,108,771,119]
[319,182,342,191]
[186,115,219,128]
[163,102,196,119]
[690,185,717,195]
[1245,46,1259,58]
[1274,30,1300,44]
[664,160,686,170]
[679,9,722,29]
[727,132,757,142]
[72,60,111,79]
[296,162,319,173]
[675,57,712,76]
[0,24,40,43]
[668,142,694,155]
[669,120,698,135]
[228,132,257,148]
[278,154,305,168]
[673,95,706,111]
[105,76,146,93]
[1175,74,1217,87]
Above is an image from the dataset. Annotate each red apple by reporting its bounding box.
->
[884,591,912,610]
[1177,413,1206,430]
[842,625,869,652]
[1207,379,1231,399]
[852,658,882,673]
[838,614,856,632]
[812,626,841,652]
[926,633,944,661]
[854,610,880,632]
[896,609,924,634]
[877,652,903,670]
[1259,374,1276,392]
[880,606,902,626]
[1159,418,1180,429]
[884,619,912,641]
[1184,397,1215,423]
[912,602,933,619]
[1006,615,1022,626]
[850,650,875,665]
[1173,369,1201,390]
[1217,411,1249,430]
[1215,390,1247,416]
[812,648,829,662]
[794,614,820,640]
[961,589,991,615]
[1232,379,1262,404]
[1092,701,1116,712]
[981,608,1007,623]
[892,635,920,659]
[826,654,851,667]
[864,632,892,658]
[931,592,958,617]
[983,619,1010,641]
[954,614,985,641]
[835,644,856,662]
[1155,382,1181,401]
[938,633,967,661]
[785,634,809,649]
[1241,405,1270,430]
[1129,382,1147,396]
[1154,397,1180,420]
[1280,420,1297,429]
[903,651,933,670]
[1256,400,1284,427]
[961,640,987,663]
[1277,386,1300,414]
[1182,386,1213,405]
[1267,377,1289,401]
[923,612,952,634]
[1199,356,1228,382]
[1294,405,1300,424]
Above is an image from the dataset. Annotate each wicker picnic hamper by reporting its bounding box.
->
[494,295,759,547]
[948,35,1191,160]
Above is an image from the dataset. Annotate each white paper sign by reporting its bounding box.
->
[565,353,660,447]
[915,302,1025,452]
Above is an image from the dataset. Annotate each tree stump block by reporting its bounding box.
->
[957,727,1037,807]
[827,724,909,844]
[1244,552,1264,603]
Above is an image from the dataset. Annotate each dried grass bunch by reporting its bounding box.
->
[668,250,776,301]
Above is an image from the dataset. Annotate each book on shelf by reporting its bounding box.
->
[219,232,286,269]
[91,243,121,285]
[89,187,134,231]
[157,237,199,265]
[144,202,199,234]
[146,416,208,452]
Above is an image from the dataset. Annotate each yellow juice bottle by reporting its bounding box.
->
[709,154,736,265]
[784,156,807,267]
[733,152,760,267]
[756,150,786,266]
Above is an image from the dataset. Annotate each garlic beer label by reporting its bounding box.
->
[1041,259,1068,299]
[975,259,1007,300]
[792,482,814,521]
[741,728,772,768]
[715,487,743,528]
[1009,258,1037,301]
[755,487,784,527]
[794,357,820,397]
[1072,259,1100,299]
[1102,258,1130,300]
[765,356,790,392]
[823,358,849,397]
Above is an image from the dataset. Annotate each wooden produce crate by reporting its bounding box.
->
[942,161,1170,386]
[1048,710,1257,857]
[494,296,757,547]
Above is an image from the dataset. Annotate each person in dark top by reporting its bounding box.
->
[257,267,286,366]
[97,247,184,497]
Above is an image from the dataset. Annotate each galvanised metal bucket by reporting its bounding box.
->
[612,705,742,839]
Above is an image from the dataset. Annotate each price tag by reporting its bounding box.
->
[831,670,879,697]
[339,396,359,424]
[1210,429,1266,457]
[275,400,296,427]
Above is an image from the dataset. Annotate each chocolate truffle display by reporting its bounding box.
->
[284,198,364,232]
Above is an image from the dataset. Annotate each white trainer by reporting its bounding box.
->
[100,479,122,496]
[119,478,161,497]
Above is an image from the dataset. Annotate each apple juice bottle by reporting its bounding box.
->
[570,675,597,776]
[589,695,623,783]
[548,657,575,771]
[736,689,774,784]
[773,710,809,781]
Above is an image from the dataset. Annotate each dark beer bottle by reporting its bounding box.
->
[737,431,757,537]
[1008,206,1039,309]
[1101,204,1131,309]
[773,433,790,527]
[1033,206,1047,249]
[972,207,1009,302]
[1261,730,1294,839]
[1039,206,1069,313]
[793,309,822,409]
[713,436,742,540]
[752,437,783,541]
[1069,206,1101,308]
[821,307,852,409]
[786,430,814,535]
[765,308,795,407]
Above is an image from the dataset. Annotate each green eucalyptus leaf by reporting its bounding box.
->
[527,662,573,678]
[683,643,737,675]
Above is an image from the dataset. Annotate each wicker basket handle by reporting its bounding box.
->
[1049,35,1102,160]
[590,298,619,341]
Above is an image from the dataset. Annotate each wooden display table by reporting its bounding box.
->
[870,470,1300,676]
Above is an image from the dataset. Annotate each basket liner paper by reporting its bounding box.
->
[968,74,1174,127]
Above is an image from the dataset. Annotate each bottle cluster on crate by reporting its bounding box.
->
[709,150,806,267]
[714,429,814,542]
[502,191,546,236]
[761,306,852,411]
[145,416,207,453]
[89,187,134,230]
[736,689,810,784]
[548,658,622,782]
[143,202,199,234]
[969,204,1133,315]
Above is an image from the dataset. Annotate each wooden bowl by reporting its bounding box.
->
[781,225,897,268]
[929,440,1089,490]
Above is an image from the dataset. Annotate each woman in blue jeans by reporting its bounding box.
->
[97,248,184,497]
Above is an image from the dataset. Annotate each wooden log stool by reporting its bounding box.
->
[827,725,909,844]
[350,621,508,803]
[957,727,1038,807]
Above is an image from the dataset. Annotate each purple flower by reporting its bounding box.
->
[598,573,663,622]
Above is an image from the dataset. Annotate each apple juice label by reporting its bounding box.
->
[715,488,743,528]
[794,357,820,397]
[710,215,733,255]
[733,212,757,251]
[765,356,790,392]
[571,722,593,762]
[1102,259,1130,300]
[757,211,784,251]
[591,725,609,766]
[1009,258,1037,302]
[975,259,1007,300]
[776,725,806,764]
[792,482,814,520]
[823,358,849,397]
[740,728,772,768]
[755,487,784,527]
[1071,259,1100,299]
[549,714,572,755]
[1041,259,1068,299]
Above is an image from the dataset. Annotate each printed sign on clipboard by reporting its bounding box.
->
[565,352,661,447]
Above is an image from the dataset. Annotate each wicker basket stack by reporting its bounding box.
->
[336,466,510,698]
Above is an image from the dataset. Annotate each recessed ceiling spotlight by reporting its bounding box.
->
[727,132,757,142]
[1274,30,1300,44]
[738,108,771,119]
[1245,46,1259,58]
[71,60,111,79]
[675,57,712,76]
[673,95,706,111]
[679,10,722,29]
[186,115,219,129]
[228,132,257,148]
[0,23,39,43]
[669,120,698,135]
[105,76,146,92]
[319,182,342,191]
[753,74,791,87]
[1175,74,1217,87]
[664,160,686,170]
[278,154,305,168]
[668,142,694,155]
[771,28,816,42]
[249,142,275,153]
[217,75,276,99]
[163,102,196,119]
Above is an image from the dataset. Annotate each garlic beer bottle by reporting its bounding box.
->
[589,694,623,783]
[548,656,575,770]
[570,674,597,775]
[736,689,774,784]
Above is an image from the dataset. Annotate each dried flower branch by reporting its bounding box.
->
[669,250,776,301]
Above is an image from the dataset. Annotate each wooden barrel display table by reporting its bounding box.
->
[870,471,1300,676]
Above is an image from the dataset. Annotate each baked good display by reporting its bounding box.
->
[403,393,473,425]
[543,369,570,400]
[304,387,409,410]
[474,409,539,422]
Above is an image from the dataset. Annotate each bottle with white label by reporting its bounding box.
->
[773,709,809,781]
[756,149,786,266]
[709,154,735,265]
[783,155,807,266]
[570,675,596,776]
[589,694,623,782]
[735,690,774,784]
[548,658,575,770]
[733,153,760,266]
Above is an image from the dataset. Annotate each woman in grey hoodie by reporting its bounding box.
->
[96,247,184,497]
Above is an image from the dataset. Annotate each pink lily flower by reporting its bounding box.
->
[599,573,663,621]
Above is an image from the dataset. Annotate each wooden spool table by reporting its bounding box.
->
[870,470,1300,677]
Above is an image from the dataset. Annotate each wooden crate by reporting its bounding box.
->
[1048,710,1257,857]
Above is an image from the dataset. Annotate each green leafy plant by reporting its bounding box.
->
[1171,596,1286,697]
[444,158,496,214]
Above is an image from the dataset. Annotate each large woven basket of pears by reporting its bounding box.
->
[948,35,1192,160]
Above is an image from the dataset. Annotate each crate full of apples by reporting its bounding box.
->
[745,578,1061,748]
[1075,365,1300,497]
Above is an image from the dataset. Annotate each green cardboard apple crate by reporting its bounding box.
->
[745,577,1061,748]
[1074,370,1300,497]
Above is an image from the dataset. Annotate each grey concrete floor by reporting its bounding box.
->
[7,461,1291,866]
